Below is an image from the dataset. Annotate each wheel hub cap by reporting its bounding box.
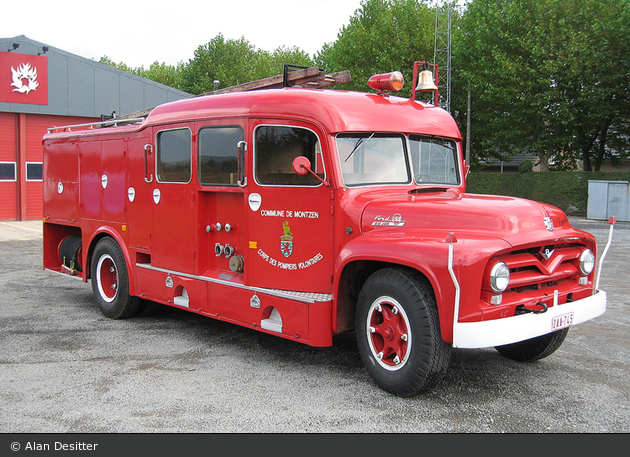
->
[366,296,412,371]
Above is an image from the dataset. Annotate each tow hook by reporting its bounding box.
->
[515,302,548,315]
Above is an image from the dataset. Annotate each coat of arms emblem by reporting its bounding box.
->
[280,221,293,258]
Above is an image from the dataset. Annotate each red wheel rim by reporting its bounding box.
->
[366,297,411,371]
[96,254,118,303]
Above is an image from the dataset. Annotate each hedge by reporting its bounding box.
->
[465,171,630,215]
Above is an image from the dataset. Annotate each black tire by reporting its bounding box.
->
[355,267,451,397]
[90,237,140,319]
[495,328,569,362]
[135,299,162,317]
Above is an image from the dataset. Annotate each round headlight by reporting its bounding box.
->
[579,249,595,275]
[490,261,510,293]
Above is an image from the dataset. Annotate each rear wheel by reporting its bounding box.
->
[91,237,140,319]
[495,328,569,362]
[355,267,451,397]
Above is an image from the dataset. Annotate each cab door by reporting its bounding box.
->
[246,122,333,294]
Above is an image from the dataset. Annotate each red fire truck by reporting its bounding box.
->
[42,65,612,397]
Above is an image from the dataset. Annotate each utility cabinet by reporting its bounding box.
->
[587,180,629,221]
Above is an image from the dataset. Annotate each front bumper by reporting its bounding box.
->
[452,289,606,348]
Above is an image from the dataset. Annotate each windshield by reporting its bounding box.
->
[336,134,411,186]
[336,133,460,187]
[409,135,460,185]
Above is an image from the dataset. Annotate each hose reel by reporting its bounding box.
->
[58,235,82,274]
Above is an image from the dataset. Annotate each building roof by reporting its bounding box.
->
[0,35,190,118]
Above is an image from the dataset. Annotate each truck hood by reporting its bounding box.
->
[360,190,576,246]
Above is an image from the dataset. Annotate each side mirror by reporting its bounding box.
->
[292,156,329,186]
[292,156,311,175]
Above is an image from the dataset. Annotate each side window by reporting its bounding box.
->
[255,125,323,186]
[198,126,244,185]
[157,128,191,183]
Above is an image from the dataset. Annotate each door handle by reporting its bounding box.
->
[144,144,154,183]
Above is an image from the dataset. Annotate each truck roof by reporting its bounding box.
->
[147,88,462,139]
[44,88,462,140]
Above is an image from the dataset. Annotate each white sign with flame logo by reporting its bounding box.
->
[0,51,48,105]
[11,63,39,94]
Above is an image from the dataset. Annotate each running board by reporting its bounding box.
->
[136,263,333,304]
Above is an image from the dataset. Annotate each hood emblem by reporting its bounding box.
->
[544,216,554,231]
[541,248,555,260]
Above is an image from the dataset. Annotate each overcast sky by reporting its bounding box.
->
[1,0,365,68]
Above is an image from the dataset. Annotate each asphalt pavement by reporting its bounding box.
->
[0,217,628,434]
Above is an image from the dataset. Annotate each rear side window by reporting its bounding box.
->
[157,128,191,183]
[255,126,324,186]
[198,126,244,185]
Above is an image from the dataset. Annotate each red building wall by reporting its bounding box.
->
[0,112,98,221]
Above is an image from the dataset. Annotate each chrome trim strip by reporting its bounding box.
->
[136,263,333,303]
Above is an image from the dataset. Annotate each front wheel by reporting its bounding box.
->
[91,237,140,319]
[355,267,451,397]
[495,328,569,362]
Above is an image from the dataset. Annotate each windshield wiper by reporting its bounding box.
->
[344,132,375,163]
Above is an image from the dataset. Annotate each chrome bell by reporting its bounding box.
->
[415,68,438,92]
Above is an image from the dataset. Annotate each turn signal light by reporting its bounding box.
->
[368,71,404,93]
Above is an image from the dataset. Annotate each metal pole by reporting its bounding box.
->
[465,88,471,165]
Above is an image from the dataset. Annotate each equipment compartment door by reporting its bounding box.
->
[246,122,333,294]
[149,124,197,274]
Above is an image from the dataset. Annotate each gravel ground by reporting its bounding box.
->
[0,217,628,436]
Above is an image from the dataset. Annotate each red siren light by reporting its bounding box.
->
[368,71,404,93]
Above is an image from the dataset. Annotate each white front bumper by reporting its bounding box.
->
[452,290,607,349]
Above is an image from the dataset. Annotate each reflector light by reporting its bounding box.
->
[368,71,404,92]
[490,295,503,305]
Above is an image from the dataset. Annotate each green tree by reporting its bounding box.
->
[315,0,438,97]
[455,0,630,171]
[97,56,136,74]
[137,61,182,89]
[98,57,183,90]
[178,34,314,95]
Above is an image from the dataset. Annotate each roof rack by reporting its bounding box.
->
[47,117,145,133]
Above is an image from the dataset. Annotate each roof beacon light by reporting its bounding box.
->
[368,71,404,94]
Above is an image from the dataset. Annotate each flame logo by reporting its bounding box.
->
[11,63,39,94]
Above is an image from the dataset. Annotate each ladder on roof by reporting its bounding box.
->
[116,66,351,121]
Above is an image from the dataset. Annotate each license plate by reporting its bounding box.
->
[552,312,574,331]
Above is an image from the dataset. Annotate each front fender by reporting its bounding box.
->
[333,230,512,343]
